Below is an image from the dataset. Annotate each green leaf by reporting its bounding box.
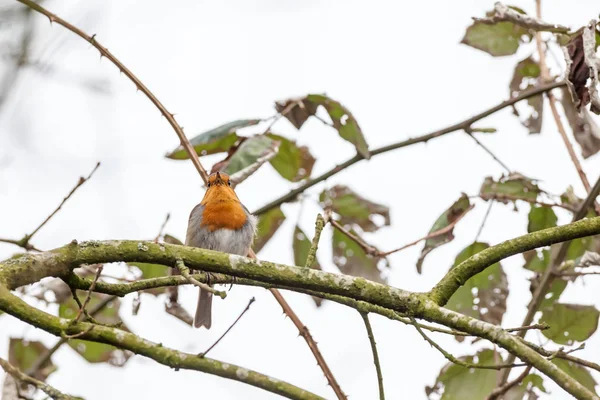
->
[541,303,599,345]
[306,94,370,158]
[446,243,508,334]
[9,338,56,382]
[59,293,132,365]
[332,228,387,283]
[219,135,279,176]
[416,194,472,274]
[166,119,259,160]
[503,373,547,399]
[461,8,532,57]
[253,206,286,253]
[293,226,323,306]
[528,206,557,233]
[267,133,316,182]
[426,349,498,400]
[480,173,540,205]
[129,263,169,279]
[320,185,390,233]
[553,358,597,393]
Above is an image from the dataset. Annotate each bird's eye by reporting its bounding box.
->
[227,180,231,187]
[207,183,211,188]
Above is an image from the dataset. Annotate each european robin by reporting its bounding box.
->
[185,171,256,329]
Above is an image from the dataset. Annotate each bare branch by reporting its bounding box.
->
[0,357,83,400]
[253,81,566,216]
[199,297,255,358]
[474,2,570,33]
[305,212,329,268]
[153,213,170,243]
[465,130,511,173]
[72,265,103,323]
[360,313,385,400]
[16,0,210,185]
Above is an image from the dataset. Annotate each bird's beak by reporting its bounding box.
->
[215,171,223,184]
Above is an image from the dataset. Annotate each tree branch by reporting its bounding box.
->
[485,365,533,400]
[175,258,226,298]
[252,81,566,216]
[430,216,600,305]
[16,0,210,185]
[0,287,324,400]
[0,357,83,400]
[360,313,385,400]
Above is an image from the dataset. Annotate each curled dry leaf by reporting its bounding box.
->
[416,194,472,274]
[276,94,370,159]
[561,88,600,159]
[166,119,260,160]
[563,23,600,115]
[320,185,390,233]
[510,57,543,134]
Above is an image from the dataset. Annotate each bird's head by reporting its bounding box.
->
[207,171,232,189]
[201,171,239,204]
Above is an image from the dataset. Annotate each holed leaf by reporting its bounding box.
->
[166,119,259,160]
[293,225,323,306]
[320,185,390,233]
[253,206,286,253]
[416,194,472,274]
[426,349,499,400]
[59,293,132,365]
[277,95,370,159]
[446,243,508,335]
[461,7,532,57]
[510,57,543,133]
[215,135,280,177]
[561,88,600,159]
[540,303,599,345]
[332,228,387,283]
[267,133,316,182]
[9,338,56,382]
[480,173,540,206]
[553,358,598,393]
[528,205,557,233]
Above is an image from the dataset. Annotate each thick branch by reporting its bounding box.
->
[430,216,600,305]
[252,81,566,216]
[0,286,324,400]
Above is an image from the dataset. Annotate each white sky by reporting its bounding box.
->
[1,1,600,399]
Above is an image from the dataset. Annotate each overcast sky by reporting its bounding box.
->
[1,1,600,399]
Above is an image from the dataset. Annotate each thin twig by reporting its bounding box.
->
[360,313,385,400]
[410,317,527,370]
[199,297,255,358]
[17,0,210,185]
[521,339,600,372]
[253,81,566,216]
[486,365,533,400]
[328,219,378,255]
[465,130,511,173]
[0,357,83,400]
[475,200,494,242]
[72,265,103,323]
[175,258,226,299]
[153,213,170,243]
[305,212,329,268]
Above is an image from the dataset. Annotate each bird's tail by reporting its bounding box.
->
[194,287,213,329]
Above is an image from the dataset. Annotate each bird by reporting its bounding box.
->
[185,171,256,329]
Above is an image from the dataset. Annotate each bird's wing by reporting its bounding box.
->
[186,203,205,246]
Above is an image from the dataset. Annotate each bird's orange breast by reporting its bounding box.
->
[200,186,248,231]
